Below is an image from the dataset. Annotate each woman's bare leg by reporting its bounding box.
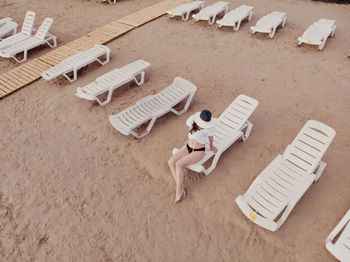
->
[174,151,205,203]
[168,147,188,183]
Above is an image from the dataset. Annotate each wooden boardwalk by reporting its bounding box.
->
[0,0,189,99]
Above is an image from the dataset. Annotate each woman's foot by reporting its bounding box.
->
[175,189,186,203]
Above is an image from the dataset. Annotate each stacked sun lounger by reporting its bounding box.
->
[235,120,336,231]
[109,77,197,138]
[76,59,151,106]
[41,45,110,83]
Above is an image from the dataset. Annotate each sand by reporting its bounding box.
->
[0,0,349,261]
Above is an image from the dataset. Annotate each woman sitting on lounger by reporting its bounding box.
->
[168,110,218,203]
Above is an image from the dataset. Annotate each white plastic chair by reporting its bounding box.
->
[167,1,206,21]
[0,11,36,50]
[236,120,336,231]
[297,19,336,51]
[192,1,229,25]
[109,77,197,138]
[172,95,258,175]
[0,17,56,63]
[250,11,286,39]
[41,45,110,83]
[325,209,350,262]
[217,5,253,31]
[0,18,18,40]
[76,59,150,106]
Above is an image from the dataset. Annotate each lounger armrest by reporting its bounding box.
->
[325,209,350,244]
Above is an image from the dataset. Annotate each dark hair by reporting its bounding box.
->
[190,122,202,134]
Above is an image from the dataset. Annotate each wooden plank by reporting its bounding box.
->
[0,75,19,90]
[19,63,42,78]
[12,67,37,81]
[0,82,12,93]
[3,71,28,85]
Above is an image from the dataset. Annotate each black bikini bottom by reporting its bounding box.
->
[186,144,205,153]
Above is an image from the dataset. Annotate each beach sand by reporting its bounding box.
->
[0,0,349,261]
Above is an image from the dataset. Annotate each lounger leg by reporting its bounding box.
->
[170,91,195,115]
[209,15,216,25]
[269,27,277,39]
[248,11,253,21]
[63,68,78,83]
[203,151,222,176]
[96,52,110,65]
[235,20,242,32]
[183,11,190,21]
[13,50,28,63]
[282,17,287,27]
[130,117,157,139]
[46,36,57,48]
[94,88,114,106]
[314,161,326,182]
[242,120,253,142]
[134,71,145,86]
[319,38,326,51]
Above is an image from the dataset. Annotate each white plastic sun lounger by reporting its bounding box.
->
[250,11,286,39]
[41,45,110,83]
[0,17,56,63]
[217,5,253,31]
[0,11,36,50]
[0,18,18,40]
[76,59,150,106]
[192,1,229,25]
[326,209,350,262]
[167,1,206,21]
[172,95,258,175]
[109,77,197,139]
[297,19,336,51]
[235,120,336,232]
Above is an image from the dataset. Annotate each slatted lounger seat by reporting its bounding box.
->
[76,59,150,106]
[172,94,258,175]
[0,18,18,40]
[0,17,56,63]
[167,1,206,21]
[297,19,336,51]
[217,5,253,31]
[109,77,197,139]
[326,209,350,262]
[41,45,110,83]
[236,120,336,231]
[0,11,36,50]
[250,11,286,39]
[192,1,229,25]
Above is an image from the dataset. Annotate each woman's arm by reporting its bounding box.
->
[208,136,218,153]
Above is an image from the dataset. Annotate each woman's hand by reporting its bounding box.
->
[210,145,218,153]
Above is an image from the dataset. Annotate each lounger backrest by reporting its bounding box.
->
[217,94,258,131]
[21,11,36,36]
[283,120,336,174]
[35,18,53,40]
